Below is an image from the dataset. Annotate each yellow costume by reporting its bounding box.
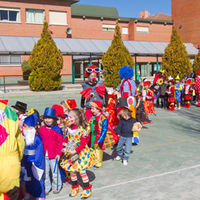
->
[0,103,25,198]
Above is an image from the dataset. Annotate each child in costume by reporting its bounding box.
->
[174,75,182,110]
[167,76,175,111]
[135,89,150,124]
[12,101,28,131]
[60,108,96,199]
[183,78,193,108]
[21,113,45,200]
[142,80,156,115]
[159,79,168,109]
[89,101,118,168]
[80,65,108,121]
[39,107,63,195]
[194,69,200,107]
[114,108,139,166]
[0,102,25,200]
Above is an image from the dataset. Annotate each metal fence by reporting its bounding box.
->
[0,74,115,93]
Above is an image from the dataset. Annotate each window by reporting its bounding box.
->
[0,55,21,65]
[122,27,128,35]
[26,9,44,24]
[0,7,20,22]
[49,11,67,25]
[102,24,115,32]
[136,26,149,33]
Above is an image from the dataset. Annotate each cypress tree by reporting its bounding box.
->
[29,20,63,91]
[193,49,200,75]
[102,21,134,87]
[162,26,192,79]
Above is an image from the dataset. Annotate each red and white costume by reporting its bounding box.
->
[183,79,193,108]
[168,77,175,111]
[142,81,155,114]
[194,69,200,107]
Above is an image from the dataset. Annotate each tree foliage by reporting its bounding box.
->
[193,49,200,75]
[102,21,134,87]
[162,26,192,79]
[21,60,31,80]
[29,20,63,91]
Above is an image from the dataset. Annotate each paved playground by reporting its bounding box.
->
[2,92,200,200]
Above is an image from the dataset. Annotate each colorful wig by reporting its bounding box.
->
[119,66,134,79]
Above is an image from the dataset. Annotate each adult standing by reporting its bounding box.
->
[0,102,25,200]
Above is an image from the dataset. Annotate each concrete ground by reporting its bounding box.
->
[2,92,200,200]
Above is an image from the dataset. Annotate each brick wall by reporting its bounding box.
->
[172,0,200,46]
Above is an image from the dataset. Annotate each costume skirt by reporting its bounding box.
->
[143,100,155,114]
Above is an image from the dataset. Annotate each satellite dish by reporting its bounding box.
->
[66,27,72,34]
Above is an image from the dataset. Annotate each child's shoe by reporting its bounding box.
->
[69,184,79,197]
[81,184,92,199]
[123,160,128,166]
[114,156,121,161]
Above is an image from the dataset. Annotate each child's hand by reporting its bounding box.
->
[68,150,76,155]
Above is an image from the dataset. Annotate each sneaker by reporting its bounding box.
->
[178,107,181,110]
[53,189,61,194]
[123,160,128,166]
[114,156,121,161]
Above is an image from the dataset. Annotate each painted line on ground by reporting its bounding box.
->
[48,163,200,200]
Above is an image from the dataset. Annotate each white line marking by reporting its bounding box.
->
[48,164,200,200]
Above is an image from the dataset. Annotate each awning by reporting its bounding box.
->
[0,36,198,57]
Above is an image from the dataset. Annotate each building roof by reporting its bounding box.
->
[0,36,197,57]
[147,13,172,21]
[71,4,119,19]
[65,0,79,4]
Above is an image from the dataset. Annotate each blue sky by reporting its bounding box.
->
[77,0,171,18]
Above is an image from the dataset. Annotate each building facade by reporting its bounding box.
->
[0,0,173,78]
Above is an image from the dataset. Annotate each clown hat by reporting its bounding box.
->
[90,101,103,111]
[175,74,180,80]
[43,107,57,119]
[65,99,77,110]
[0,100,8,105]
[52,104,65,118]
[160,69,165,74]
[186,78,192,84]
[24,112,38,127]
[85,65,100,78]
[12,101,27,113]
[119,66,134,79]
[143,80,151,86]
[168,76,174,82]
[197,69,200,76]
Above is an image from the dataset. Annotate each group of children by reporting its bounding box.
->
[1,65,200,200]
[153,72,200,111]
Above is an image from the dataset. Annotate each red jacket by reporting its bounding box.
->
[184,85,192,101]
[168,86,175,103]
[39,126,63,159]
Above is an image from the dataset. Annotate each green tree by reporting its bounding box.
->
[29,20,63,91]
[162,26,192,79]
[193,49,200,75]
[21,60,31,80]
[102,21,134,87]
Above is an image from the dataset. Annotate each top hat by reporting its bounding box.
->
[43,107,57,119]
[12,101,27,113]
[175,74,180,80]
[24,112,38,127]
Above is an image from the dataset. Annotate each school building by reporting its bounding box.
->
[0,0,198,80]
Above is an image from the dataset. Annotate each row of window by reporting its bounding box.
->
[0,55,21,65]
[102,24,149,34]
[0,7,67,25]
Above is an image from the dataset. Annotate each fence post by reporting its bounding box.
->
[72,63,75,84]
[3,76,6,93]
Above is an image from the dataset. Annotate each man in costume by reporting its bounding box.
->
[174,75,182,110]
[80,65,108,121]
[21,113,45,199]
[195,69,200,107]
[0,102,25,200]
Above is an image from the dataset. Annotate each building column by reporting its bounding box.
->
[80,61,84,79]
[134,56,138,81]
[156,56,159,73]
